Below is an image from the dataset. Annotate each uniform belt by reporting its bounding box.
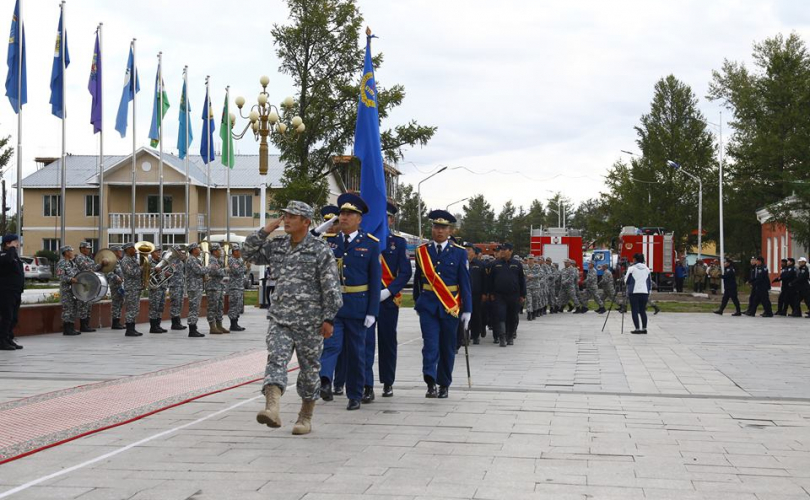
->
[341,284,369,293]
[422,284,458,292]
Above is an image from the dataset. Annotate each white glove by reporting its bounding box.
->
[364,315,376,328]
[312,218,338,235]
[461,312,471,330]
[380,289,392,302]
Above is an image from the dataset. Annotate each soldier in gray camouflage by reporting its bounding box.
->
[242,200,342,436]
[579,260,606,313]
[598,264,616,307]
[120,242,144,337]
[524,256,541,320]
[57,246,80,336]
[148,247,168,333]
[184,243,207,338]
[536,260,549,315]
[205,243,227,334]
[168,245,187,331]
[74,241,105,332]
[106,246,126,330]
[227,244,248,332]
[557,259,582,313]
[545,258,559,313]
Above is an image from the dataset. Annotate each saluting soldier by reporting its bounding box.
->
[319,193,381,411]
[227,243,248,332]
[106,246,126,330]
[311,205,340,237]
[580,260,606,313]
[184,243,207,337]
[120,242,144,337]
[74,241,105,332]
[57,245,81,336]
[148,247,169,334]
[363,202,412,400]
[168,245,187,331]
[206,243,227,334]
[413,210,472,398]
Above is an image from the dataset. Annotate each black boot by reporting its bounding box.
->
[149,319,164,334]
[63,321,80,336]
[320,378,334,401]
[79,319,96,332]
[653,304,661,315]
[125,322,143,337]
[171,317,187,330]
[596,307,606,314]
[188,324,205,337]
[361,386,375,404]
[229,318,246,332]
[111,318,125,330]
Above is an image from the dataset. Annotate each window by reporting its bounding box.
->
[43,195,61,217]
[147,195,173,213]
[85,195,100,217]
[108,234,133,245]
[43,238,61,252]
[84,239,99,252]
[161,234,187,246]
[231,195,253,218]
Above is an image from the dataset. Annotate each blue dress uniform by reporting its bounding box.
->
[319,194,382,408]
[413,210,472,397]
[364,203,412,398]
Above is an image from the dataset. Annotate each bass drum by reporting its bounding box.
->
[72,271,109,303]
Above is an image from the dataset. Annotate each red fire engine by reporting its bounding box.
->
[530,228,584,268]
[619,226,677,291]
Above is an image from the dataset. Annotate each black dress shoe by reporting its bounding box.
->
[438,386,449,399]
[507,339,514,345]
[320,380,334,402]
[0,341,16,351]
[347,399,361,410]
[713,310,723,315]
[10,340,23,349]
[630,329,642,334]
[731,311,742,316]
[361,386,375,404]
[472,338,480,345]
[382,384,393,397]
[761,313,774,317]
[425,384,438,398]
[334,386,344,396]
[499,337,506,347]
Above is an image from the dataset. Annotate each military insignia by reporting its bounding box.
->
[360,72,377,108]
[356,247,368,253]
[367,234,379,242]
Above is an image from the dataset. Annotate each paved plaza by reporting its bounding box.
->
[1,307,809,499]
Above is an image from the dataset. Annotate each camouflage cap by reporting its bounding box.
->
[280,200,314,219]
[110,245,123,252]
[210,243,221,251]
[60,245,74,255]
[187,243,200,251]
[230,243,241,252]
[79,241,92,249]
[122,242,135,250]
[172,244,183,252]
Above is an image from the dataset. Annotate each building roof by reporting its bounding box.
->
[19,147,286,188]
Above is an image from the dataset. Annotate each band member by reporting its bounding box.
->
[75,241,106,332]
[148,247,169,333]
[106,246,126,330]
[319,193,381,411]
[227,243,248,332]
[169,245,187,330]
[206,243,227,334]
[413,210,471,398]
[57,246,81,336]
[120,242,144,337]
[185,243,207,338]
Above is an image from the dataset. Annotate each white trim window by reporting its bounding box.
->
[230,194,253,218]
[85,195,100,217]
[43,238,61,252]
[43,195,61,217]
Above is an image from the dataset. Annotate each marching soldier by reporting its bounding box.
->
[57,245,81,336]
[169,245,187,331]
[413,210,471,398]
[363,202,412,400]
[75,241,104,332]
[524,256,541,320]
[148,247,169,333]
[227,243,248,332]
[537,258,550,316]
[545,258,560,313]
[598,264,616,306]
[319,193,381,411]
[206,243,227,334]
[557,259,582,313]
[580,260,606,313]
[242,201,342,435]
[185,243,207,337]
[487,242,525,347]
[106,246,126,330]
[468,246,487,344]
[120,242,144,337]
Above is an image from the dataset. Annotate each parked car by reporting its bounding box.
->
[21,256,53,282]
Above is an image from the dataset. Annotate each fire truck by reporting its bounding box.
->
[530,228,584,269]
[618,226,677,291]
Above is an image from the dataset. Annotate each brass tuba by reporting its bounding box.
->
[148,246,188,290]
[135,241,156,289]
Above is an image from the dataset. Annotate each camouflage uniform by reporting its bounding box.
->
[599,266,616,304]
[579,265,604,308]
[557,263,581,308]
[74,249,102,319]
[168,256,185,318]
[57,253,79,322]
[242,203,342,400]
[524,262,541,314]
[205,251,225,323]
[536,263,549,309]
[148,255,168,320]
[185,248,208,326]
[227,252,247,321]
[121,252,143,323]
[545,262,560,309]
[106,248,125,322]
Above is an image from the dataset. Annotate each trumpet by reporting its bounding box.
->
[148,246,188,290]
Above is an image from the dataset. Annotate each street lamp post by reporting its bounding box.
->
[667,160,703,263]
[417,166,447,239]
[446,197,468,211]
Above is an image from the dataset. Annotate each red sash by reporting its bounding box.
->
[381,256,402,307]
[416,244,460,317]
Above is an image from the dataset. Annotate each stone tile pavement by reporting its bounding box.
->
[0,306,809,499]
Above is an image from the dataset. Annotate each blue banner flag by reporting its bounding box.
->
[177,79,193,159]
[88,30,101,133]
[114,45,139,138]
[48,7,70,119]
[355,34,387,243]
[5,0,27,113]
[200,88,215,164]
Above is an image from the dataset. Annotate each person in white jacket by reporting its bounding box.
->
[624,253,652,334]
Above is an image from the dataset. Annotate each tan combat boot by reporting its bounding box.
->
[216,320,230,333]
[208,321,223,334]
[292,399,316,435]
[256,385,282,428]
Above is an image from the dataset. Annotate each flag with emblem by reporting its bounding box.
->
[219,94,234,168]
[5,0,27,113]
[200,87,215,164]
[115,45,139,137]
[355,30,387,243]
[177,77,193,159]
[88,30,101,133]
[49,5,70,119]
[148,65,170,147]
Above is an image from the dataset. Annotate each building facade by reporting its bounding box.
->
[756,202,809,286]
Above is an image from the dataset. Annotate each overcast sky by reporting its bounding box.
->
[1,0,808,215]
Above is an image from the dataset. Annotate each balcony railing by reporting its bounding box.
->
[109,213,190,231]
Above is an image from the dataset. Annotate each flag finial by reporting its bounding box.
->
[366,26,372,37]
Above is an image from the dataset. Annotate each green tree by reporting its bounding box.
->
[458,194,495,243]
[0,132,13,234]
[567,198,614,248]
[394,183,426,237]
[271,0,436,207]
[494,201,516,243]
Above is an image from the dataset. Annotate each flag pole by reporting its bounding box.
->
[225,85,230,243]
[205,76,211,239]
[97,22,104,247]
[15,0,23,246]
[59,0,66,247]
[131,39,137,244]
[157,51,164,248]
[183,65,189,245]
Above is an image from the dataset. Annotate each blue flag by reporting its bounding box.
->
[115,46,139,138]
[49,7,70,119]
[177,79,193,159]
[5,0,26,113]
[88,30,101,133]
[199,88,215,164]
[355,35,387,243]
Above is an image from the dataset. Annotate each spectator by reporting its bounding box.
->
[625,252,652,334]
[0,234,25,350]
[674,257,688,293]
[692,260,707,293]
[708,260,722,295]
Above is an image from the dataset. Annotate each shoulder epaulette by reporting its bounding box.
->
[452,243,465,250]
[367,234,379,242]
[323,233,337,238]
